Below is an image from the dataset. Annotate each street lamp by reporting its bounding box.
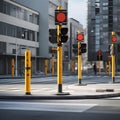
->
[15,36,26,77]
[15,41,18,77]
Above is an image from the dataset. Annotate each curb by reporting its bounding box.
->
[0,93,120,100]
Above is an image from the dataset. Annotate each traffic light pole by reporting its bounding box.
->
[98,55,101,74]
[57,43,63,93]
[78,42,82,85]
[111,44,115,83]
[108,61,111,76]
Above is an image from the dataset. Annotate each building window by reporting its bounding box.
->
[2,1,39,25]
[0,22,38,42]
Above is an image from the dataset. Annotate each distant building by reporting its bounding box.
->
[87,0,120,71]
[68,18,86,71]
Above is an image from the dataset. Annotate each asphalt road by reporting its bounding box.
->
[1,74,120,85]
[0,99,120,120]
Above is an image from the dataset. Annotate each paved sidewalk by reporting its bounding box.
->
[0,82,120,100]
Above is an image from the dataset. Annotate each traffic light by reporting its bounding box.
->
[55,10,67,25]
[111,35,117,43]
[49,29,57,44]
[60,27,68,43]
[81,43,87,53]
[77,33,84,41]
[72,44,78,54]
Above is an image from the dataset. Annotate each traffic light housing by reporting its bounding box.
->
[55,10,67,25]
[81,43,87,53]
[118,43,120,52]
[72,44,78,54]
[60,27,68,43]
[49,29,57,44]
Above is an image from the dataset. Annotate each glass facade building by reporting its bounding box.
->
[88,0,120,70]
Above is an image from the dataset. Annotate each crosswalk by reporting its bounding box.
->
[0,101,97,113]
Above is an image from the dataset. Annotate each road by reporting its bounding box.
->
[0,99,120,120]
[1,74,120,84]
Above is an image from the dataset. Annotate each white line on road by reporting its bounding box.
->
[0,101,97,113]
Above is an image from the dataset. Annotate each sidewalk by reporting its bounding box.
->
[0,82,120,100]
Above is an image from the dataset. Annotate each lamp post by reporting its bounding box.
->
[15,38,26,77]
[15,40,18,77]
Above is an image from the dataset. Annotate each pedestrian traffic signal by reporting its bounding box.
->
[55,10,67,25]
[60,27,68,43]
[49,29,57,44]
[77,33,84,41]
[81,43,87,53]
[72,44,78,54]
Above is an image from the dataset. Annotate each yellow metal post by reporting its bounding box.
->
[44,59,48,75]
[71,60,75,73]
[25,50,31,95]
[11,58,14,77]
[57,45,62,92]
[57,6,63,93]
[109,61,111,76]
[78,42,82,84]
[105,62,107,73]
[52,54,54,76]
[111,32,116,82]
[112,51,115,83]
[98,55,101,74]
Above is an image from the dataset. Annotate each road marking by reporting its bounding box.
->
[0,101,97,113]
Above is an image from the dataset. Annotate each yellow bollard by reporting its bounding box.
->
[71,60,75,73]
[11,58,14,77]
[25,50,31,95]
[44,59,48,75]
[52,54,54,76]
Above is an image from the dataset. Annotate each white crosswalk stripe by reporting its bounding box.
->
[0,101,97,113]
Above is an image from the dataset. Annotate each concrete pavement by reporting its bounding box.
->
[0,81,120,99]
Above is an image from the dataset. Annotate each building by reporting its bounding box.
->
[0,0,69,75]
[87,0,120,71]
[0,0,39,75]
[68,18,85,72]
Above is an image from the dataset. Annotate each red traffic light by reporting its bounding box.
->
[56,12,66,22]
[55,10,67,25]
[77,33,84,41]
[98,50,102,55]
[112,35,117,42]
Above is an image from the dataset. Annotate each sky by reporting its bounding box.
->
[68,0,87,28]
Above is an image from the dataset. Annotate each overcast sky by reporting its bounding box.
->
[68,0,87,28]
